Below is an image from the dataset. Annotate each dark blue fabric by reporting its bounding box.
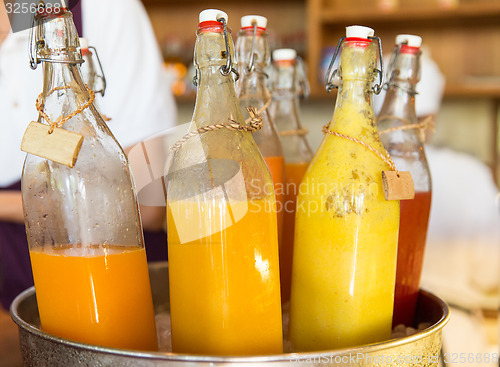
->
[0,181,32,310]
[71,1,83,37]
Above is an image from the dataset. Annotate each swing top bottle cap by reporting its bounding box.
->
[79,37,89,50]
[273,48,296,61]
[241,15,267,30]
[199,9,228,24]
[395,34,422,48]
[345,25,374,39]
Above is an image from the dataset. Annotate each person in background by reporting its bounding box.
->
[0,0,176,309]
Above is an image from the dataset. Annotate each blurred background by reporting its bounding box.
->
[1,0,499,365]
[148,0,500,185]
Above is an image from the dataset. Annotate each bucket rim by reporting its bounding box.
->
[10,287,450,362]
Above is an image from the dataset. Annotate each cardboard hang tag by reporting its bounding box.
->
[21,121,84,168]
[381,171,415,201]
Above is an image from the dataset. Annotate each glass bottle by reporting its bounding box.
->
[289,26,400,350]
[22,7,157,350]
[165,9,283,355]
[377,34,432,327]
[269,48,313,304]
[236,15,285,247]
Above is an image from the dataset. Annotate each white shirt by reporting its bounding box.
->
[0,0,176,187]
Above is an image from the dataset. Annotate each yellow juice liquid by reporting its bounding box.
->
[289,82,399,350]
[167,199,283,355]
[280,162,309,303]
[264,156,286,248]
[30,246,158,351]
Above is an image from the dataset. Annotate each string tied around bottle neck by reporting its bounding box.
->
[377,115,434,141]
[322,122,399,176]
[36,85,95,134]
[169,106,263,154]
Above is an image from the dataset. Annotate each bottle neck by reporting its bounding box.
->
[238,70,270,106]
[330,41,377,134]
[192,65,243,128]
[41,61,93,123]
[379,51,420,124]
[271,91,301,130]
[192,26,244,128]
[378,84,418,124]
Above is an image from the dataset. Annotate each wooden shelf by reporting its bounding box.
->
[319,3,500,25]
[307,0,500,100]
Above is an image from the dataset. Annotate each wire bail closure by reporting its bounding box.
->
[88,46,107,96]
[29,9,85,70]
[246,21,258,73]
[193,16,240,86]
[29,14,41,70]
[325,35,384,95]
[218,16,239,81]
[383,41,420,95]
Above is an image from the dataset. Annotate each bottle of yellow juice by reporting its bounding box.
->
[289,26,400,351]
[166,9,283,356]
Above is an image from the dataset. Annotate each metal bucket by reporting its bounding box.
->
[11,262,449,366]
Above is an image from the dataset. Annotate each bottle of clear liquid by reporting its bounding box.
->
[236,15,285,247]
[269,48,313,304]
[377,34,432,327]
[22,6,157,350]
[166,9,283,355]
[289,26,400,350]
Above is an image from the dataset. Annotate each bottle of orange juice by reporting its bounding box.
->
[289,26,400,350]
[21,6,157,351]
[268,48,313,304]
[377,35,432,327]
[235,15,285,247]
[166,9,283,355]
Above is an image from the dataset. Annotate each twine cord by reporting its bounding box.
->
[322,122,399,176]
[169,106,263,153]
[36,85,95,134]
[280,128,309,137]
[243,90,271,124]
[377,115,434,138]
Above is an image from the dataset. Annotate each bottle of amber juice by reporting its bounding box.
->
[166,9,283,356]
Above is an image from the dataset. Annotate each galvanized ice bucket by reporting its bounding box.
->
[11,262,449,366]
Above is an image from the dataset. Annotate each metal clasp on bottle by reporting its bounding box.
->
[29,11,84,70]
[29,14,42,69]
[88,46,107,96]
[218,16,239,80]
[193,16,240,86]
[325,36,384,95]
[383,42,419,95]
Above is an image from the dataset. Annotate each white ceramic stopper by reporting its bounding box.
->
[273,48,297,61]
[395,34,422,48]
[79,37,89,50]
[241,15,267,29]
[346,25,374,39]
[199,9,228,23]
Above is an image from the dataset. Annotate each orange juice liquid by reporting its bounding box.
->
[167,199,283,355]
[264,156,285,247]
[280,162,309,303]
[30,246,158,351]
